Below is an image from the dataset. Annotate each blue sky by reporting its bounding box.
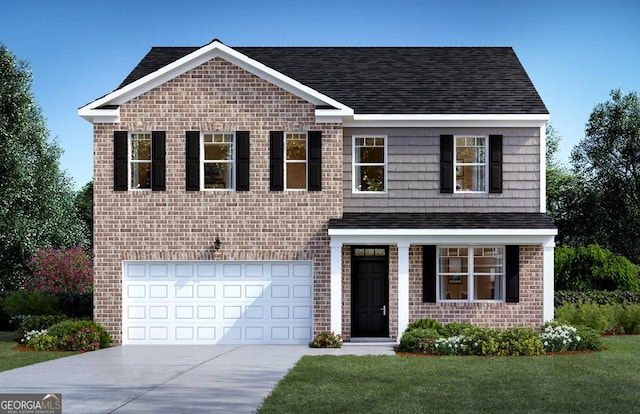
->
[2,0,639,188]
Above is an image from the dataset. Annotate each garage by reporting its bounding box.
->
[122,261,313,344]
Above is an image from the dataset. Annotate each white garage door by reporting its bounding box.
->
[122,261,313,345]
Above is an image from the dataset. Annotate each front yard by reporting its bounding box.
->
[0,331,76,372]
[258,335,640,413]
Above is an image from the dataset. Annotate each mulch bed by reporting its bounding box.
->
[395,350,597,357]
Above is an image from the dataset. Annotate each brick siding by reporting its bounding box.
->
[93,58,342,343]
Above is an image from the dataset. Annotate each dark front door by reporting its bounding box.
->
[352,247,389,337]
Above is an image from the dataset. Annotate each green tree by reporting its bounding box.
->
[0,44,88,290]
[571,89,640,263]
[545,124,582,246]
[75,181,93,248]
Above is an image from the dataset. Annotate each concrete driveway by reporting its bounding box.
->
[0,343,394,413]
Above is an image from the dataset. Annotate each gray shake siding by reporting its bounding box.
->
[343,127,541,213]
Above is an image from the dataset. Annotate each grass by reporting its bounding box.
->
[258,336,640,413]
[0,331,76,372]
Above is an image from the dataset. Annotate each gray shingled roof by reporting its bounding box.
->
[118,45,548,115]
[328,213,556,230]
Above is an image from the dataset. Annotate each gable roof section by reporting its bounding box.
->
[79,41,549,124]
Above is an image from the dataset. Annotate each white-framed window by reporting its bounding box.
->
[438,246,504,301]
[455,135,487,192]
[130,132,152,190]
[353,135,386,192]
[202,132,235,190]
[285,132,307,190]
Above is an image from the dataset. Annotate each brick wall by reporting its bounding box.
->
[409,245,544,328]
[93,58,343,343]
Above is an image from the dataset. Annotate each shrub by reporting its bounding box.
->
[617,304,640,334]
[25,246,93,294]
[18,314,68,338]
[26,333,58,351]
[540,322,581,352]
[3,291,59,318]
[434,336,465,356]
[397,328,441,354]
[556,303,632,334]
[47,320,111,351]
[573,325,604,351]
[308,331,343,348]
[406,318,442,332]
[555,245,640,292]
[494,327,545,356]
[437,322,477,337]
[23,329,57,351]
[555,290,640,307]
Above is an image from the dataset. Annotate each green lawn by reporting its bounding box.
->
[0,331,76,372]
[258,336,640,414]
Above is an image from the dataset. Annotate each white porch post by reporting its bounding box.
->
[397,241,410,343]
[330,240,343,334]
[542,238,555,322]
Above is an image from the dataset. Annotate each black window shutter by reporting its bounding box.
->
[489,135,503,193]
[236,131,250,191]
[423,245,437,303]
[505,245,520,303]
[308,131,322,191]
[440,135,454,193]
[270,131,284,191]
[185,131,200,191]
[151,131,166,191]
[114,131,128,191]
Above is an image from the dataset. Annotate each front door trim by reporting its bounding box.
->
[351,246,389,338]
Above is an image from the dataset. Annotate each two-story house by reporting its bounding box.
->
[79,40,556,345]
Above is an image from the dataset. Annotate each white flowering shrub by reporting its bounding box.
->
[434,335,465,355]
[22,329,48,344]
[540,322,581,352]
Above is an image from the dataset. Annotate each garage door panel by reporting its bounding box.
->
[245,264,265,277]
[196,264,215,278]
[149,264,168,277]
[123,261,313,344]
[149,285,168,298]
[245,306,263,319]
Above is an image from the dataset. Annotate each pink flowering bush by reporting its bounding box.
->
[26,246,93,294]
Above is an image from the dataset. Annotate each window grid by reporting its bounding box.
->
[202,132,235,190]
[285,132,307,190]
[130,132,152,190]
[454,135,487,193]
[437,246,504,301]
[353,136,386,193]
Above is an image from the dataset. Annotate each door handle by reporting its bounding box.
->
[380,305,387,316]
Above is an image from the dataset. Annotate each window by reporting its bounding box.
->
[455,136,487,192]
[438,247,504,301]
[353,136,386,192]
[130,133,152,189]
[114,131,165,191]
[269,131,321,192]
[285,132,307,189]
[202,132,234,190]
